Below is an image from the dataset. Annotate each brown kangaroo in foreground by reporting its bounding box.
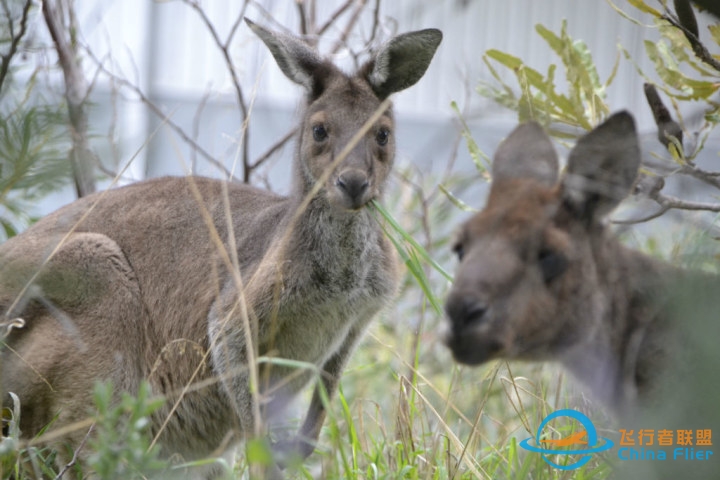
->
[0,19,441,476]
[444,112,720,427]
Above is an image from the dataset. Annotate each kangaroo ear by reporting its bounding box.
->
[365,28,442,99]
[245,18,324,91]
[491,122,559,186]
[561,111,641,222]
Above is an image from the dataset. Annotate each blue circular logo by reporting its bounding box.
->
[519,409,614,470]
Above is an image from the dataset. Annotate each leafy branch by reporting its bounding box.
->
[480,2,720,224]
[0,0,33,93]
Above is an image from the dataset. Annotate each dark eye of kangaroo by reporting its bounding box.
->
[313,124,328,142]
[538,248,568,283]
[376,128,390,146]
[453,243,465,261]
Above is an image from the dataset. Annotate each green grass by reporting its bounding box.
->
[1,167,618,479]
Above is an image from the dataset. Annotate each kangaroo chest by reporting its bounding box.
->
[268,235,391,365]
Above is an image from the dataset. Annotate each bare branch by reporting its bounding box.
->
[0,0,33,93]
[191,89,212,174]
[250,128,297,170]
[616,171,720,224]
[612,206,670,225]
[183,0,251,181]
[296,0,308,35]
[308,0,317,34]
[651,191,720,213]
[317,0,355,36]
[679,163,720,189]
[331,0,368,54]
[644,83,683,151]
[42,0,96,197]
[84,48,235,179]
[368,0,382,46]
[224,1,250,49]
[53,423,94,480]
[662,3,720,73]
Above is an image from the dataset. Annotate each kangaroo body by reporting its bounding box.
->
[444,112,720,478]
[1,20,441,477]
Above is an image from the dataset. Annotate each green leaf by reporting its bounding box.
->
[645,40,720,99]
[370,201,452,283]
[439,184,478,213]
[245,439,274,466]
[369,200,451,316]
[709,25,720,47]
[627,0,663,17]
[450,101,491,174]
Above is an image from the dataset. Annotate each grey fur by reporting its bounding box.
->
[445,111,719,414]
[0,20,440,478]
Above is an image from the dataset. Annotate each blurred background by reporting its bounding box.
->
[2,1,719,478]
[5,0,719,213]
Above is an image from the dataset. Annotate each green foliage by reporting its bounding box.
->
[0,392,22,477]
[0,98,72,238]
[370,199,451,316]
[0,393,59,478]
[88,381,167,479]
[480,19,615,134]
[616,0,720,162]
[0,0,73,240]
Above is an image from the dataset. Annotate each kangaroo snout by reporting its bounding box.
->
[335,170,371,210]
[445,290,487,330]
[444,289,504,365]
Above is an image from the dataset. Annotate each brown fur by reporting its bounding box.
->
[445,113,718,411]
[0,20,441,477]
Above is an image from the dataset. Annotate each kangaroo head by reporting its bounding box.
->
[246,19,442,211]
[445,112,641,366]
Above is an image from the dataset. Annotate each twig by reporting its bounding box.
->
[0,0,33,93]
[614,190,720,225]
[613,206,670,225]
[42,0,97,197]
[250,128,297,170]
[368,0,382,46]
[308,0,317,35]
[191,89,212,174]
[84,47,235,179]
[651,192,720,212]
[662,6,720,72]
[183,0,252,181]
[224,3,249,49]
[331,0,368,54]
[679,164,720,189]
[53,423,94,480]
[317,0,355,36]
[644,83,683,150]
[296,0,308,35]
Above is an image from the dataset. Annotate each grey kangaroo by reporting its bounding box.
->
[444,112,720,424]
[0,19,441,476]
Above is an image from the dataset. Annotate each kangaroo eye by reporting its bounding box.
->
[538,248,568,283]
[376,128,390,146]
[313,124,328,142]
[453,243,465,261]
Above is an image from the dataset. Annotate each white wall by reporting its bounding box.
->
[22,0,720,212]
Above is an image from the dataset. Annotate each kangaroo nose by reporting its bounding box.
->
[445,292,487,330]
[336,172,369,207]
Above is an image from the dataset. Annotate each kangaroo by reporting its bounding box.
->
[444,112,720,424]
[0,19,441,477]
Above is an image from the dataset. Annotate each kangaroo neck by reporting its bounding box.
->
[562,238,675,411]
[285,193,377,248]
